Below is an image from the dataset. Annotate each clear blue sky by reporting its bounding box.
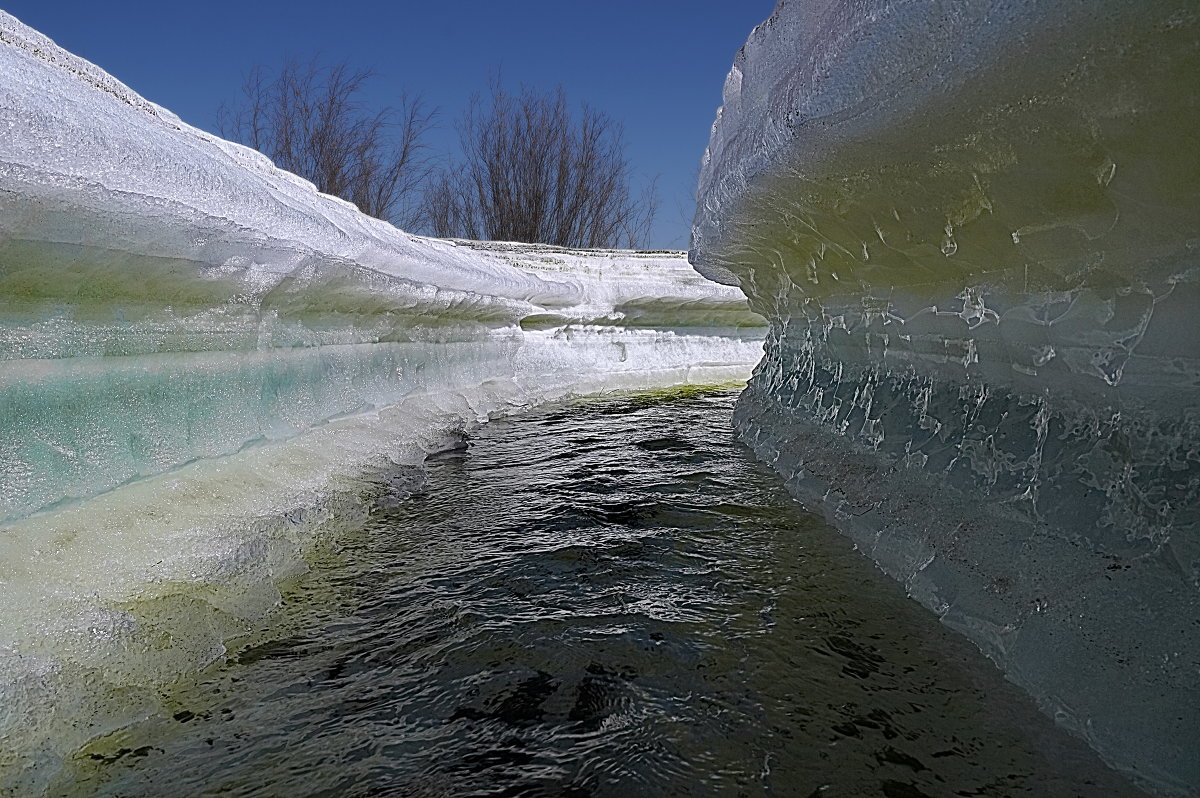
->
[3,1,776,249]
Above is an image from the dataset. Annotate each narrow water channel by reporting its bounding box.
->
[63,389,1136,797]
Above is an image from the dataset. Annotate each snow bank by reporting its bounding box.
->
[0,11,763,791]
[691,1,1199,794]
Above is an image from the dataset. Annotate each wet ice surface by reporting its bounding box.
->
[63,391,1137,797]
[689,1,1200,791]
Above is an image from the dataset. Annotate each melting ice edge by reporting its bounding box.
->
[691,1,1199,794]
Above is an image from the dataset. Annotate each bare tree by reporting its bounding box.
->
[426,81,657,249]
[218,57,435,229]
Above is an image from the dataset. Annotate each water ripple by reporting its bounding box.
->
[63,389,1137,797]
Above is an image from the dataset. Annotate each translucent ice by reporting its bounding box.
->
[692,1,1199,794]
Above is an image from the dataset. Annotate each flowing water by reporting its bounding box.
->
[57,389,1137,797]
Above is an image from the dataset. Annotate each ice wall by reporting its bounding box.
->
[0,12,764,792]
[691,1,1199,794]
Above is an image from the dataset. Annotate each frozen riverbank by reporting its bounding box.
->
[691,1,1199,794]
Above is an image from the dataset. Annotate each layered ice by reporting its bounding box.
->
[692,1,1198,794]
[0,11,764,791]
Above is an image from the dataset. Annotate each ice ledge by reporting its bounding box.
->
[691,1,1199,794]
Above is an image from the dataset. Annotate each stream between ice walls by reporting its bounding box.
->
[0,12,766,792]
[691,1,1198,795]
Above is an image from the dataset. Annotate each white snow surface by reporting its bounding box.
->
[0,10,737,315]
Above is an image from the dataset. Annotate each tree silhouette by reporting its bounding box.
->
[426,81,656,249]
[218,57,435,229]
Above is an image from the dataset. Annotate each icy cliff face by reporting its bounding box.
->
[0,12,763,791]
[692,1,1199,794]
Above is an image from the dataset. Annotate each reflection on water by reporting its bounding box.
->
[63,389,1136,797]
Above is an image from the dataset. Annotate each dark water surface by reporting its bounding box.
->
[65,389,1137,797]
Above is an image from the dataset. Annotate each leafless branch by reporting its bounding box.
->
[218,56,436,229]
[426,80,657,249]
